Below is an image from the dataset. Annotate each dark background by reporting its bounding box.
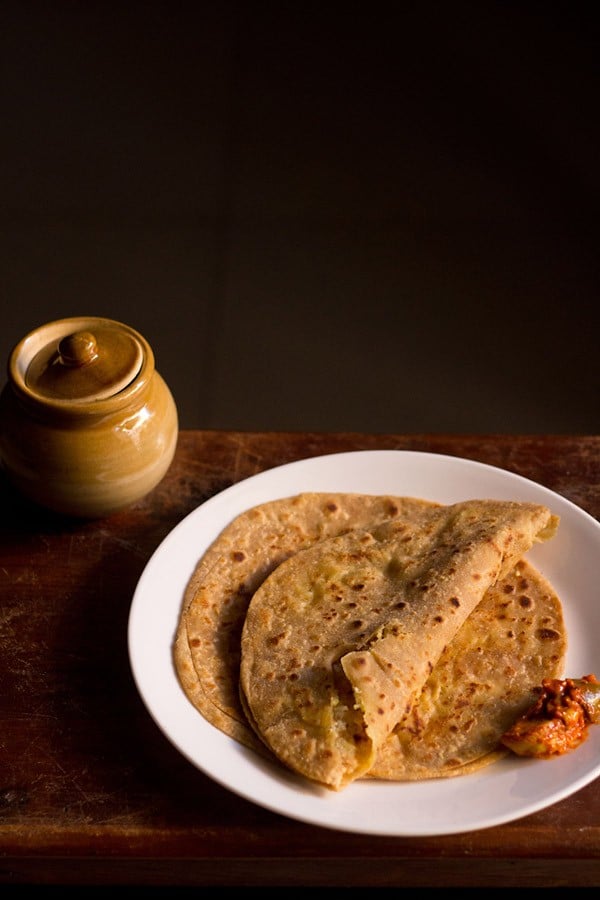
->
[1,0,598,433]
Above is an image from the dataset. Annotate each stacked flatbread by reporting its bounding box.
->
[174,493,433,754]
[174,493,564,791]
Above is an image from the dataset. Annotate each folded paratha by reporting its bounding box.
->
[239,500,559,790]
[369,558,566,780]
[174,492,437,754]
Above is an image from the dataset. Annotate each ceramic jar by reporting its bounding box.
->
[0,316,178,517]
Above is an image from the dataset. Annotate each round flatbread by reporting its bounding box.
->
[239,500,559,790]
[173,492,437,754]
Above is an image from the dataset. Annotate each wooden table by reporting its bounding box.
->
[1,431,599,887]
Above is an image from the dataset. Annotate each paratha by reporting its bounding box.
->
[369,558,566,780]
[239,499,559,790]
[174,492,437,754]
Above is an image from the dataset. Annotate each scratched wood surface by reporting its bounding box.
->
[1,431,599,887]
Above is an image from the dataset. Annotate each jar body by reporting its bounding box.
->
[0,371,178,517]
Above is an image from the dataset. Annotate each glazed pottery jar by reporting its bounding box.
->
[0,316,178,517]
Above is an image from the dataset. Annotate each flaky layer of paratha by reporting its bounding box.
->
[239,500,559,790]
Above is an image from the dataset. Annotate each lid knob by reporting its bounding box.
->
[58,331,99,368]
[20,319,146,403]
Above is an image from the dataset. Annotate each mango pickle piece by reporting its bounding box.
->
[501,674,600,758]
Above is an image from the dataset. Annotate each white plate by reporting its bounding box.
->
[128,450,600,836]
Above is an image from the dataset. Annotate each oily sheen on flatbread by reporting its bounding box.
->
[239,499,559,790]
[174,492,437,755]
[369,558,566,780]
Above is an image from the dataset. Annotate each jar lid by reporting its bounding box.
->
[16,318,145,403]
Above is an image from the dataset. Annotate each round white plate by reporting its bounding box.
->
[128,450,600,836]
